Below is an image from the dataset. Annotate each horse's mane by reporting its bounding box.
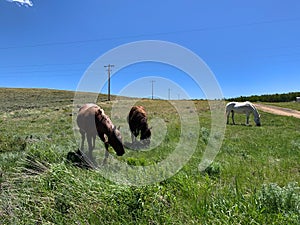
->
[247,102,259,115]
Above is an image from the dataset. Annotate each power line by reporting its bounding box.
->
[0,62,89,69]
[0,68,84,75]
[1,17,300,50]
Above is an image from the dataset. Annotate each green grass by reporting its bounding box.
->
[263,101,300,111]
[0,88,299,224]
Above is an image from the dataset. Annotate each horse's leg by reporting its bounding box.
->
[92,135,96,150]
[103,149,109,165]
[79,129,85,151]
[102,142,109,164]
[99,133,109,149]
[231,110,235,125]
[131,129,138,143]
[131,132,135,143]
[226,111,230,124]
[87,135,94,161]
[98,133,109,164]
[246,113,250,125]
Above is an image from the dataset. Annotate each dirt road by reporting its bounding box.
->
[255,104,300,119]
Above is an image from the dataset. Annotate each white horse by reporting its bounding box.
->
[226,101,261,126]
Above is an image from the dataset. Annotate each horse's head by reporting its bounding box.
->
[109,126,125,156]
[141,127,152,147]
[141,127,151,140]
[254,115,261,126]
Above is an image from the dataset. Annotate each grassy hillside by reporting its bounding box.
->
[0,88,299,224]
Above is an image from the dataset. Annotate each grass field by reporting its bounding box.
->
[0,88,299,224]
[263,102,300,111]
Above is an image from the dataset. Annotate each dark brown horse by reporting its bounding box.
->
[128,106,151,147]
[77,103,125,163]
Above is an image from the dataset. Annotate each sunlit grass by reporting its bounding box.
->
[0,88,299,224]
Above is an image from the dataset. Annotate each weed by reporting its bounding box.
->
[202,162,221,178]
[200,127,210,144]
[257,182,300,214]
[126,157,147,166]
[0,135,26,153]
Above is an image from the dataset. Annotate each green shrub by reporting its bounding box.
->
[200,127,210,144]
[202,162,221,178]
[126,157,147,166]
[257,182,300,214]
[0,135,26,153]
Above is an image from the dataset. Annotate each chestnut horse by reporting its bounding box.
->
[127,106,151,147]
[77,103,125,163]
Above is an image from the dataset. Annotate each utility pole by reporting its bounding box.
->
[104,64,114,101]
[168,88,171,100]
[150,80,155,100]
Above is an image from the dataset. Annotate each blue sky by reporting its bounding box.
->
[1,0,300,99]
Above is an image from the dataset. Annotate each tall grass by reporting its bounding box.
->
[0,88,299,224]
